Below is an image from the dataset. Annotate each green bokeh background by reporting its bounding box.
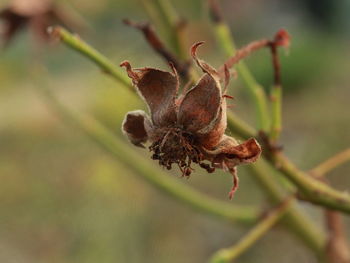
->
[1,0,350,262]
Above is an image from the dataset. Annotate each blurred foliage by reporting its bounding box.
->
[0,0,350,262]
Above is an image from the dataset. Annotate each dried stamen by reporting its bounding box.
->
[149,128,215,176]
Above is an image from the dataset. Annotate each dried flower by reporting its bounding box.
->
[0,0,75,47]
[121,42,261,198]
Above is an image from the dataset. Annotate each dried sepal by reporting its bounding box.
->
[177,74,222,133]
[120,61,178,126]
[190,41,220,80]
[122,110,151,148]
[207,136,261,163]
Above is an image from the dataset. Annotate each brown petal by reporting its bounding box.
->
[177,73,222,133]
[122,110,152,148]
[177,42,225,135]
[120,61,178,127]
[225,138,261,163]
[191,42,220,79]
[206,136,261,164]
[197,100,227,149]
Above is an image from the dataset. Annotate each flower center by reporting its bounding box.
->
[149,128,215,176]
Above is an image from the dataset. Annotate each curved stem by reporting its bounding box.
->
[153,0,187,60]
[48,26,132,91]
[310,149,350,178]
[274,152,350,213]
[248,160,325,254]
[210,197,293,263]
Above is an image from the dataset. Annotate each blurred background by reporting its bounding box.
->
[1,0,350,262]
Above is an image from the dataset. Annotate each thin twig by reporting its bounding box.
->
[310,148,350,178]
[208,0,270,132]
[48,26,132,90]
[247,160,325,254]
[268,29,290,142]
[325,210,350,263]
[152,0,187,60]
[123,19,190,81]
[216,29,289,142]
[210,196,293,263]
[218,39,270,76]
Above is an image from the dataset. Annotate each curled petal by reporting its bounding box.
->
[120,61,178,126]
[206,136,261,166]
[191,41,219,80]
[122,110,152,148]
[177,74,222,133]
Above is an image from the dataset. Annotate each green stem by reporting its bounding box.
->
[141,0,199,83]
[275,153,350,213]
[48,27,132,90]
[209,198,293,263]
[152,0,187,60]
[213,23,270,132]
[226,111,256,140]
[34,73,258,224]
[270,85,282,141]
[248,160,325,254]
[310,148,350,178]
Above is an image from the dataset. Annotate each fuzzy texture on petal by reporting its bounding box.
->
[206,136,261,168]
[197,100,227,149]
[177,73,222,133]
[122,110,151,148]
[120,61,178,127]
[178,41,225,143]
